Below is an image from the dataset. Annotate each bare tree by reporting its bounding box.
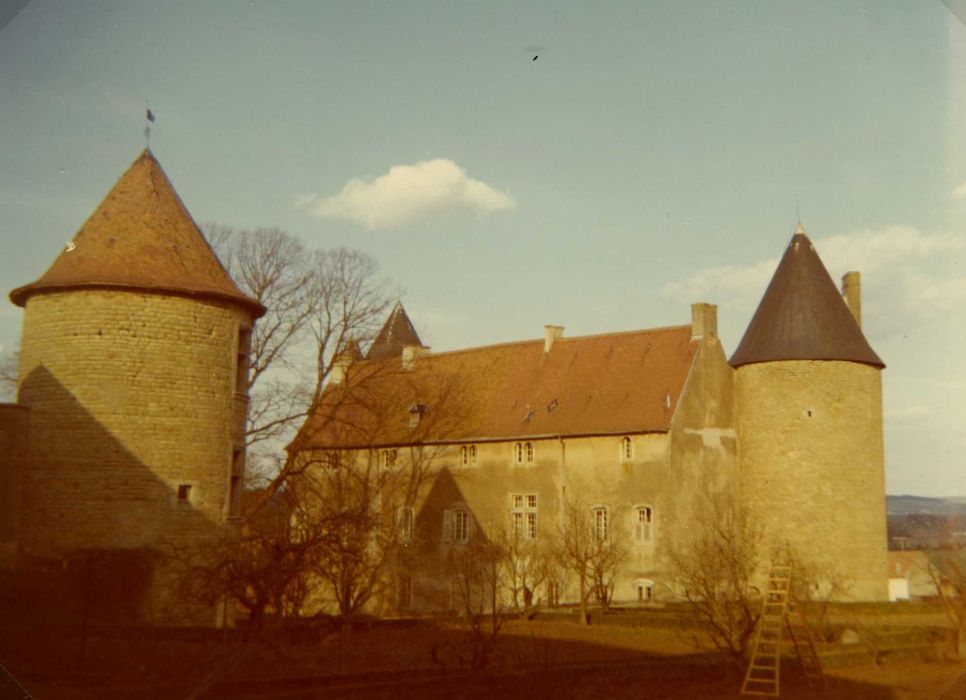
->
[925,553,966,641]
[500,532,556,614]
[0,347,18,402]
[666,489,762,661]
[203,225,392,472]
[553,497,627,624]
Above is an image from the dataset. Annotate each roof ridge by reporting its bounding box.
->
[369,323,692,362]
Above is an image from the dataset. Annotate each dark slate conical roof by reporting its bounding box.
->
[366,301,423,360]
[729,224,884,369]
[10,149,265,317]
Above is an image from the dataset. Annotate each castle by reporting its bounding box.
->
[297,226,888,610]
[0,150,888,627]
[0,150,263,625]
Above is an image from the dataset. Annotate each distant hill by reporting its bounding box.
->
[887,495,966,516]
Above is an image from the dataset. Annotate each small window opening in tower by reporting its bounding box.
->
[236,327,251,394]
[177,484,192,503]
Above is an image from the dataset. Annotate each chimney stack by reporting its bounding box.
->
[841,272,861,327]
[401,344,430,370]
[544,325,564,353]
[690,303,718,341]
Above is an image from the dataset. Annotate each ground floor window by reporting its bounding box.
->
[635,578,654,603]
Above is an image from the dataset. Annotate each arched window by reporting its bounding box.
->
[621,436,633,461]
[593,506,609,541]
[380,448,397,470]
[461,444,477,466]
[633,505,654,544]
[514,442,534,465]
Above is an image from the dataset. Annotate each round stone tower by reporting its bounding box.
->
[9,150,264,624]
[731,224,887,601]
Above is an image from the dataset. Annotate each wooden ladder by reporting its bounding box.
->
[741,564,791,696]
[741,564,826,697]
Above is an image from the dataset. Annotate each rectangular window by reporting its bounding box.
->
[634,506,653,544]
[380,448,397,470]
[593,506,608,541]
[399,575,413,609]
[511,493,538,539]
[177,484,192,503]
[453,510,470,543]
[322,452,339,469]
[398,506,414,543]
[236,328,251,394]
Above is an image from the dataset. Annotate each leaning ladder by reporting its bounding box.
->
[740,565,825,697]
[741,565,791,696]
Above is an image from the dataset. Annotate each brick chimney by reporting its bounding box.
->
[841,272,861,328]
[544,325,564,353]
[690,303,717,341]
[401,344,430,370]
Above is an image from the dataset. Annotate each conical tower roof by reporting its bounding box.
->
[366,301,422,360]
[10,150,264,317]
[729,225,884,369]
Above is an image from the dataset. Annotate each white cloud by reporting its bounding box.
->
[953,181,966,199]
[297,159,514,229]
[662,226,966,342]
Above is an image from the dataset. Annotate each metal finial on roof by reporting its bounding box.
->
[144,99,155,147]
[793,222,807,236]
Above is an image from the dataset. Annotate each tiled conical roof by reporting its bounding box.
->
[10,150,264,317]
[366,301,423,360]
[729,225,884,369]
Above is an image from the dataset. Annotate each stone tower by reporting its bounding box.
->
[9,150,264,624]
[731,224,888,601]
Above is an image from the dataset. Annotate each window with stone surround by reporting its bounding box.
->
[620,436,633,461]
[511,493,538,540]
[514,441,534,465]
[593,505,609,541]
[460,444,477,467]
[633,505,653,544]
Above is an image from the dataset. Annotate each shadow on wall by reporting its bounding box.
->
[6,365,231,626]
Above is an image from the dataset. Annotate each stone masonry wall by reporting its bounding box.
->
[736,360,888,601]
[16,289,253,623]
[0,404,29,568]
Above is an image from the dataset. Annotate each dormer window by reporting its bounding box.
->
[408,403,426,428]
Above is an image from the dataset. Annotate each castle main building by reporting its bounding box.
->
[297,225,888,610]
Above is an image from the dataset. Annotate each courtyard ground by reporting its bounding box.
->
[0,607,962,699]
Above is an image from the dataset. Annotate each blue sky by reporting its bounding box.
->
[2,1,965,497]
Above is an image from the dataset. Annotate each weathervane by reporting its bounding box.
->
[144,99,155,147]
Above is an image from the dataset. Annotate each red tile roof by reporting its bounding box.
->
[297,324,698,449]
[10,150,264,317]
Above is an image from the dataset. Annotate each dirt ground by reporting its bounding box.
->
[2,617,963,699]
